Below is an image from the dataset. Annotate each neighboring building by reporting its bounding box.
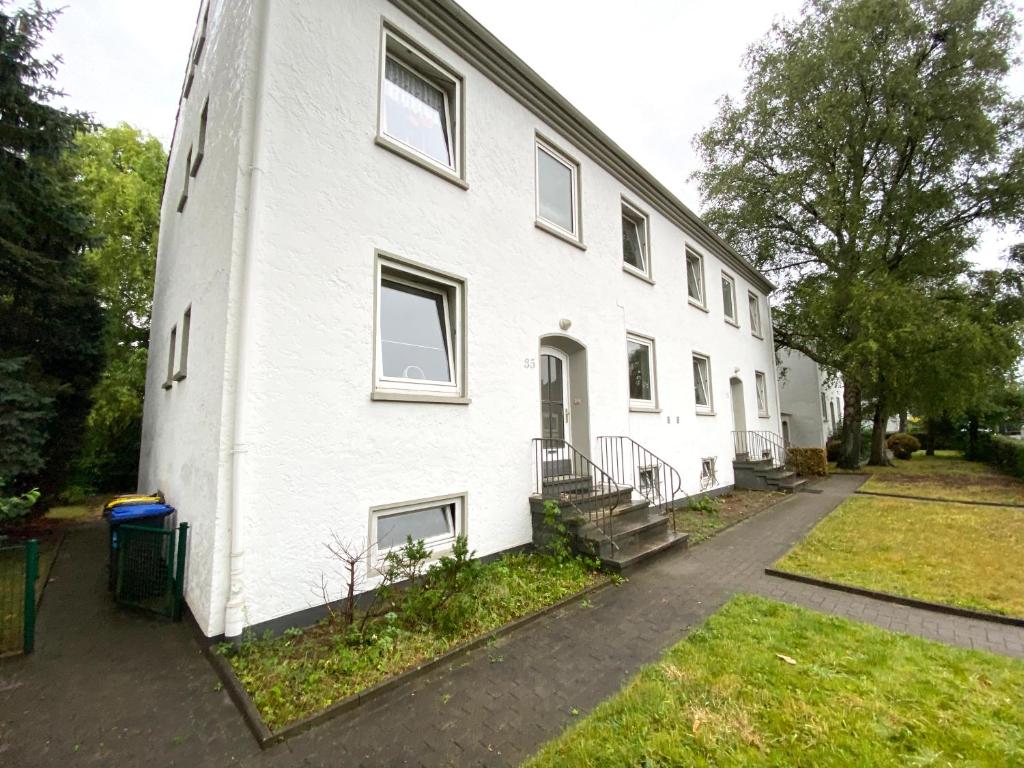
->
[777,348,843,449]
[139,0,782,638]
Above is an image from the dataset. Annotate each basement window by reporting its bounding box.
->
[626,333,657,411]
[755,371,769,417]
[693,353,713,413]
[374,253,466,402]
[370,494,465,564]
[621,199,650,279]
[378,27,463,183]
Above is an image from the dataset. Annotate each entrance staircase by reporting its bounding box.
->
[731,430,808,493]
[529,437,689,572]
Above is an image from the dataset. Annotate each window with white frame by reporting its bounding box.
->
[374,254,465,400]
[626,333,657,409]
[721,273,737,323]
[692,353,713,412]
[639,466,659,496]
[686,249,705,306]
[621,200,650,278]
[748,292,763,337]
[535,138,580,238]
[163,326,177,390]
[371,495,464,562]
[174,306,191,382]
[755,371,769,416]
[379,28,462,177]
[821,392,828,421]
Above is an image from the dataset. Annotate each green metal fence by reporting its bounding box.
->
[114,523,188,620]
[0,540,38,656]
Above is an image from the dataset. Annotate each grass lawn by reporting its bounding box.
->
[774,494,1024,617]
[224,553,602,730]
[672,490,785,545]
[833,450,1024,505]
[526,595,1024,767]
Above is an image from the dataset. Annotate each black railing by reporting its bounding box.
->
[532,438,628,549]
[597,436,683,531]
[732,430,787,468]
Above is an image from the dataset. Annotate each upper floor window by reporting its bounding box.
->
[174,306,191,382]
[191,98,208,177]
[163,325,177,390]
[378,28,463,183]
[374,253,466,402]
[177,147,192,213]
[755,371,769,416]
[621,200,650,280]
[748,292,763,338]
[535,138,580,241]
[626,333,657,411]
[721,273,737,324]
[821,392,828,421]
[686,248,705,307]
[183,4,208,99]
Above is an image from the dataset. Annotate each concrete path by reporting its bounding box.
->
[1,475,1021,767]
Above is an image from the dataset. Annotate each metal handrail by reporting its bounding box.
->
[532,438,627,549]
[732,430,787,468]
[596,436,685,531]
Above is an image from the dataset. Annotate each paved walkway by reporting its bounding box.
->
[1,475,1021,767]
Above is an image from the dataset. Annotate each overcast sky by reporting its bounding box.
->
[35,0,1023,268]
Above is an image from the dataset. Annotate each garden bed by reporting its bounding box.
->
[219,550,605,734]
[773,495,1024,618]
[672,489,786,545]
[525,595,1024,767]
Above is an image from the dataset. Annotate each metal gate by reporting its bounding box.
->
[0,540,38,656]
[114,523,188,620]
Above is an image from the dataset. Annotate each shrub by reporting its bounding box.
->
[688,495,720,515]
[787,447,828,476]
[886,432,921,460]
[0,487,40,523]
[972,434,1024,479]
[826,440,842,462]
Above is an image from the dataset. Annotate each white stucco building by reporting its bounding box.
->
[139,0,784,638]
[777,348,843,448]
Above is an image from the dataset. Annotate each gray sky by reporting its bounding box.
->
[36,0,1023,268]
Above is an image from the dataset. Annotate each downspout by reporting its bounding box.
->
[223,0,273,640]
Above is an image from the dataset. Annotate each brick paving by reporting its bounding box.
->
[1,474,1022,767]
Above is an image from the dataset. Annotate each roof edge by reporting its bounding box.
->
[389,0,774,294]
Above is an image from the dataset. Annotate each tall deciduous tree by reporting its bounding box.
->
[69,124,166,490]
[694,0,1024,468]
[0,1,102,497]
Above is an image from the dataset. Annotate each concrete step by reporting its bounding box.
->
[540,475,593,495]
[600,529,689,573]
[580,508,667,556]
[773,477,810,494]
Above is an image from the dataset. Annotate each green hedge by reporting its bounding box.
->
[971,434,1024,479]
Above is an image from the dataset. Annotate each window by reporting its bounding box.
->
[378,28,463,181]
[174,307,191,382]
[748,292,763,337]
[721,273,737,323]
[163,326,177,390]
[700,457,717,490]
[621,200,650,279]
[692,354,713,412]
[535,138,580,240]
[626,333,657,410]
[686,249,705,307]
[821,392,828,421]
[755,371,769,416]
[374,254,466,401]
[370,494,465,563]
[183,4,208,99]
[639,466,659,496]
[191,99,208,177]
[177,148,192,212]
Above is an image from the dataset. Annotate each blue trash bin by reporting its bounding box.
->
[106,503,175,591]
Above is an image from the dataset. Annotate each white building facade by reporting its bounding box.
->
[777,348,843,449]
[139,0,783,638]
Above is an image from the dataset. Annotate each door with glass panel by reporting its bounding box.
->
[539,347,572,477]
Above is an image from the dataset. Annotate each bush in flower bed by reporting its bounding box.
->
[220,535,601,730]
[787,447,828,476]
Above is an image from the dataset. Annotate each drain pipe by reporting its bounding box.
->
[223,0,273,640]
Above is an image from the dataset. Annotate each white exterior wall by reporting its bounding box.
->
[138,0,257,634]
[777,348,842,448]
[142,0,783,635]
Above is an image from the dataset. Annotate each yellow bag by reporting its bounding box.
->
[104,492,165,511]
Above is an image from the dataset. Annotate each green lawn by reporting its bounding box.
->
[225,553,601,730]
[526,595,1024,767]
[774,495,1024,617]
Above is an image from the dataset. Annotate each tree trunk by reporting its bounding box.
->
[967,415,980,459]
[867,397,891,466]
[899,411,908,433]
[925,417,936,456]
[837,379,862,469]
